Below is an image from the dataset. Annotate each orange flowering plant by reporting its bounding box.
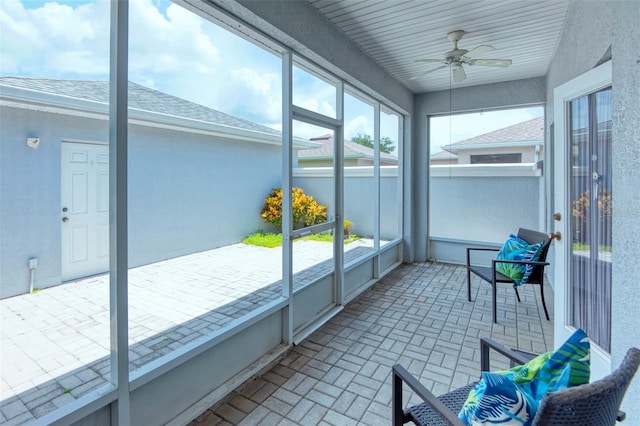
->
[261,187,327,231]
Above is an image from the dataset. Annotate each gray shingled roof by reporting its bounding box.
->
[430,150,458,160]
[0,76,281,136]
[446,116,544,149]
[298,134,398,163]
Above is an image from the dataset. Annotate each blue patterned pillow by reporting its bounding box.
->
[505,329,590,399]
[459,372,538,425]
[458,329,590,426]
[495,234,544,286]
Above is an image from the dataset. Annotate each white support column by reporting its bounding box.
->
[373,103,381,278]
[109,1,130,424]
[281,50,294,345]
[334,82,344,305]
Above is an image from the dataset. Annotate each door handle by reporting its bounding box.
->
[62,217,69,223]
[550,232,561,241]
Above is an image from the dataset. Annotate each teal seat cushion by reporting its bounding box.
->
[458,328,590,425]
[495,234,544,286]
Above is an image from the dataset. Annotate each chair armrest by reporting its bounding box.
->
[491,259,549,267]
[466,247,500,267]
[392,364,465,426]
[480,337,534,371]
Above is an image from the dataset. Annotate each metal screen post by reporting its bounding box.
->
[109,0,130,424]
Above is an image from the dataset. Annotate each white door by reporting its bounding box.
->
[61,141,109,281]
[553,61,612,380]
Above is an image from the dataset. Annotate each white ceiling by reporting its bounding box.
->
[308,0,571,93]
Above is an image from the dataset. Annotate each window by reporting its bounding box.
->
[429,107,543,166]
[429,106,544,244]
[470,153,522,164]
[0,0,112,420]
[568,87,612,351]
[127,0,284,373]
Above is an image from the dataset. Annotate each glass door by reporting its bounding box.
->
[553,61,612,379]
[569,88,612,352]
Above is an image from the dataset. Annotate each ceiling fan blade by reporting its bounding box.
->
[452,65,466,82]
[471,58,512,67]
[463,45,494,59]
[415,58,445,63]
[410,65,447,80]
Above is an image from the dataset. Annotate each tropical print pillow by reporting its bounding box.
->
[458,328,590,425]
[459,372,538,425]
[495,234,544,286]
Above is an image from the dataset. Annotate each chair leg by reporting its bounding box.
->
[538,283,550,321]
[392,368,405,426]
[467,268,472,302]
[492,282,497,323]
[514,287,521,303]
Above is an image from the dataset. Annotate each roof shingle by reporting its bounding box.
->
[0,76,281,136]
[447,116,544,148]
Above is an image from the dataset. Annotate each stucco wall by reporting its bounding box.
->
[611,4,640,419]
[127,123,280,266]
[293,173,400,241]
[430,176,540,243]
[545,1,640,418]
[0,107,108,298]
[0,106,281,298]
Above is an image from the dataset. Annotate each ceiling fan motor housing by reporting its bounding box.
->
[446,49,469,61]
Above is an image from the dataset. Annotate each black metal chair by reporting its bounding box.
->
[466,228,552,323]
[392,338,640,426]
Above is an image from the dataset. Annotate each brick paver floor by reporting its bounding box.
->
[0,239,377,424]
[192,261,554,425]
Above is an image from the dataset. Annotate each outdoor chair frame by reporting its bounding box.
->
[466,228,552,323]
[392,337,640,426]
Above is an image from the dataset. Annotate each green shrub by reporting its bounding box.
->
[260,187,327,231]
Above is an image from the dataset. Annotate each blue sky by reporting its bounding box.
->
[1,0,539,154]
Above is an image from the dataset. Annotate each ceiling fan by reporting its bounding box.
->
[411,30,512,82]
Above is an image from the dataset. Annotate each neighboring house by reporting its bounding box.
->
[297,133,399,167]
[431,116,544,165]
[0,76,319,298]
[430,149,459,165]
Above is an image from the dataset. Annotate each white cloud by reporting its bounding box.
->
[128,1,220,75]
[319,101,336,118]
[0,0,110,76]
[344,115,372,140]
[231,68,281,122]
